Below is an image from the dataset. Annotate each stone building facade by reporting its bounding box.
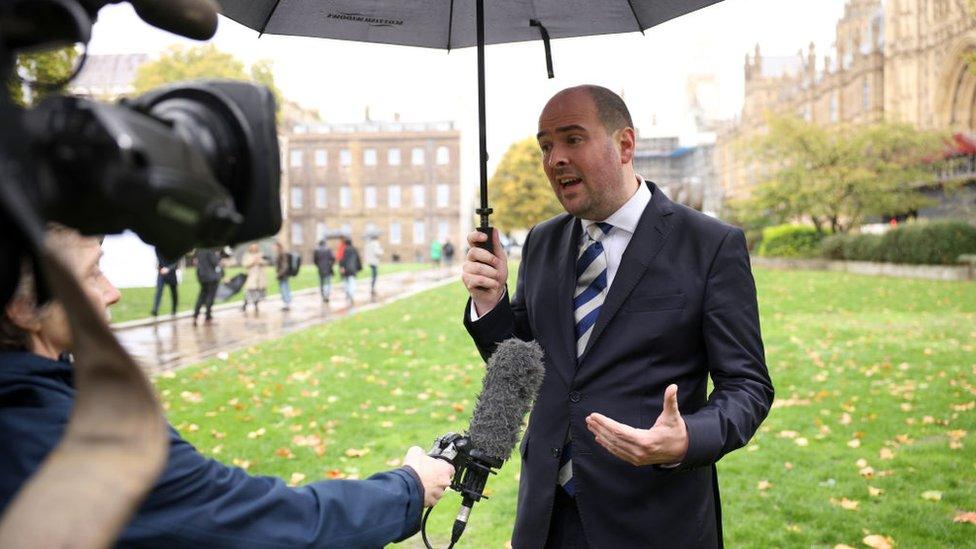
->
[282,122,461,263]
[716,0,976,202]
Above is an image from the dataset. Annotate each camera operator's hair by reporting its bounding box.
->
[0,224,88,351]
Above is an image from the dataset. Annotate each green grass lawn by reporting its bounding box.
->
[111,262,430,324]
[153,268,976,548]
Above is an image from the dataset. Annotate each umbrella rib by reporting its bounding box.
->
[446,0,455,51]
[625,0,645,34]
[258,0,284,37]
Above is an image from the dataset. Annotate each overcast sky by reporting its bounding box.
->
[88,0,848,229]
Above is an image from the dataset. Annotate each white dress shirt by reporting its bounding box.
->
[471,176,652,321]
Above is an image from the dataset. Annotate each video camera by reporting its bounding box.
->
[0,0,282,307]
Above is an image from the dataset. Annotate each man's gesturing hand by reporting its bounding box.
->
[585,384,689,467]
[461,229,508,316]
[403,446,455,507]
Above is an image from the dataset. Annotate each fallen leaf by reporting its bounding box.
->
[288,472,306,486]
[953,511,976,524]
[757,480,772,491]
[862,534,893,549]
[868,486,884,497]
[345,448,370,458]
[879,448,894,460]
[275,447,294,459]
[921,490,942,502]
[847,439,862,449]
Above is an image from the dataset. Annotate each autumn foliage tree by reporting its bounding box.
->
[488,137,563,231]
[730,115,945,234]
[133,44,283,118]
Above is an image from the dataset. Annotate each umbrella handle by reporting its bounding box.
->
[476,226,494,253]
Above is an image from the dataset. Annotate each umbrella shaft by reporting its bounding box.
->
[476,0,489,221]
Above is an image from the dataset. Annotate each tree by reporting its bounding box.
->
[488,137,563,231]
[735,115,944,233]
[133,45,282,117]
[132,44,246,93]
[8,47,79,107]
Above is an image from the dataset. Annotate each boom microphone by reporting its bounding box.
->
[468,338,545,460]
[426,338,545,548]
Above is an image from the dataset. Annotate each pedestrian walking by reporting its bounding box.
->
[429,239,442,266]
[339,237,362,305]
[442,240,455,265]
[275,241,294,311]
[364,236,383,298]
[313,239,336,303]
[192,248,221,325]
[241,243,267,313]
[150,249,179,317]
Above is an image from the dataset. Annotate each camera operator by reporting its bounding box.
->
[0,225,455,547]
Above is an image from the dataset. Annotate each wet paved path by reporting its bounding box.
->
[113,267,459,375]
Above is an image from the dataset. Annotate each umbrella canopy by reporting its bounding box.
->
[217,0,723,243]
[219,1,721,49]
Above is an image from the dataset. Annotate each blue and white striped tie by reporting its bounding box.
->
[558,221,613,497]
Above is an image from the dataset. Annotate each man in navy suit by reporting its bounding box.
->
[462,85,773,548]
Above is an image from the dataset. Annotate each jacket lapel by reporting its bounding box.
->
[546,216,581,387]
[578,182,675,363]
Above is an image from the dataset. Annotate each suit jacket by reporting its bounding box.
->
[465,182,773,548]
[0,351,424,548]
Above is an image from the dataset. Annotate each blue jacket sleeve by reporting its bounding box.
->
[121,429,424,548]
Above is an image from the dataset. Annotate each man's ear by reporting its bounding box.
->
[617,127,636,165]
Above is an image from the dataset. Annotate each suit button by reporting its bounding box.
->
[551,447,561,458]
[569,391,581,403]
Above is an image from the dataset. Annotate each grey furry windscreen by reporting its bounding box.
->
[468,338,545,461]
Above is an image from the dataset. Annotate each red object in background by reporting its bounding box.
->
[336,240,346,262]
[890,218,898,227]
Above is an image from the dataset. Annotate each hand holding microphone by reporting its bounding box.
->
[403,446,455,507]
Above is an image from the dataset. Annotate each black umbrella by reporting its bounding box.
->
[216,272,247,301]
[217,0,723,245]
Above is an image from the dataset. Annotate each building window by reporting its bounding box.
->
[316,222,327,241]
[364,148,377,166]
[829,93,839,123]
[340,186,350,209]
[388,185,401,208]
[411,147,425,165]
[438,221,449,241]
[365,222,378,238]
[413,220,425,244]
[388,148,401,165]
[340,149,352,166]
[291,222,303,245]
[314,149,327,167]
[364,186,377,208]
[412,184,425,208]
[290,187,303,209]
[290,150,303,168]
[436,184,449,208]
[315,187,326,209]
[436,146,449,165]
[389,222,401,245]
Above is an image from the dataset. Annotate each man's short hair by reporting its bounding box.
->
[580,85,634,134]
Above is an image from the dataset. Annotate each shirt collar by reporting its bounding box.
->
[580,175,652,236]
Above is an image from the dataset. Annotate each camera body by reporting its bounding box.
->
[1,0,282,304]
[24,80,282,259]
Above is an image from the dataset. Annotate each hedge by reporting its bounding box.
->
[757,224,825,258]
[818,220,976,265]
